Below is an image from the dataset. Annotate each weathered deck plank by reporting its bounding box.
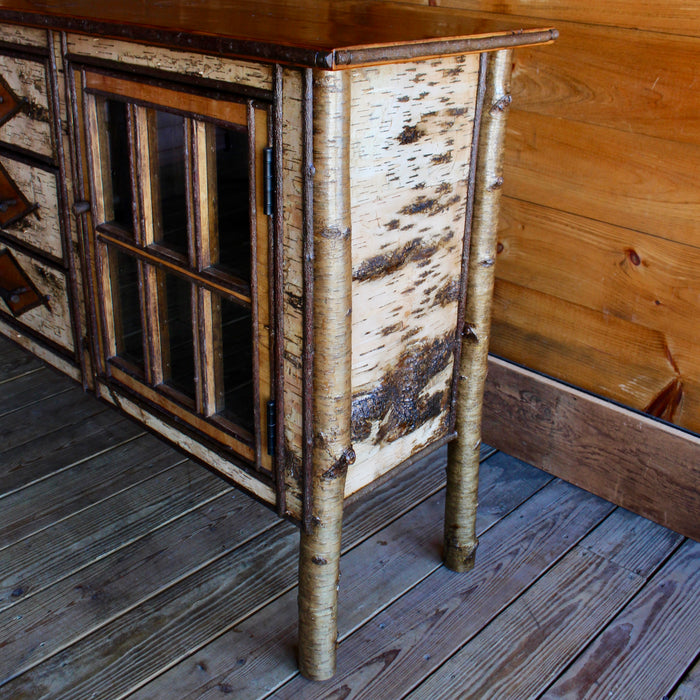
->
[408,508,684,699]
[272,480,615,699]
[673,658,700,700]
[0,386,132,457]
[0,445,499,699]
[0,408,144,494]
[543,538,700,699]
[0,367,75,417]
[0,336,44,381]
[0,435,183,546]
[131,452,551,699]
[0,461,227,610]
[0,483,277,685]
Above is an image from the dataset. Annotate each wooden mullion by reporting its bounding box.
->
[80,78,108,376]
[184,117,197,268]
[96,240,117,361]
[192,119,223,418]
[193,120,216,271]
[141,263,164,387]
[248,100,263,472]
[132,103,162,387]
[94,229,251,306]
[133,105,155,248]
[196,288,223,417]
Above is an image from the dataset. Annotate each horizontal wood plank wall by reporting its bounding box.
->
[397,0,700,535]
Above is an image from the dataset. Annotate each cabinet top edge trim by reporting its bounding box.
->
[0,1,556,69]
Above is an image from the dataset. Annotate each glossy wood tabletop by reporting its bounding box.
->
[0,0,556,67]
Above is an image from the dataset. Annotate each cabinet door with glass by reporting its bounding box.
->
[80,69,274,473]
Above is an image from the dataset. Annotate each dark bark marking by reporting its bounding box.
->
[351,333,456,444]
[321,447,355,481]
[398,124,424,145]
[285,291,303,312]
[285,442,302,482]
[435,278,461,306]
[353,230,455,282]
[283,350,302,369]
[381,322,404,337]
[312,556,328,565]
[23,100,51,123]
[431,151,453,165]
[490,93,513,114]
[400,193,461,217]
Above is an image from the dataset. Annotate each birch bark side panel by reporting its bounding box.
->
[0,242,74,351]
[0,23,48,47]
[0,53,54,158]
[65,35,273,91]
[280,66,304,519]
[347,54,479,494]
[0,157,62,258]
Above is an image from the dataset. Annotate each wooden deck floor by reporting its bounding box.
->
[1,335,699,699]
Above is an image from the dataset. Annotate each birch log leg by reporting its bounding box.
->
[297,68,353,681]
[443,49,514,572]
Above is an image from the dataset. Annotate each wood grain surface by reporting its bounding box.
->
[131,450,545,699]
[410,509,682,698]
[419,0,700,37]
[482,356,700,540]
[0,1,556,68]
[543,539,700,699]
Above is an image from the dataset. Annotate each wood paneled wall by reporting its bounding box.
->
[399,0,700,435]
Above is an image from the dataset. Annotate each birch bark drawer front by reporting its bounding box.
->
[0,239,74,352]
[0,49,54,160]
[0,153,62,260]
[0,21,47,49]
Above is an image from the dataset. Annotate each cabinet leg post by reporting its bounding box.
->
[297,66,352,680]
[443,49,513,573]
[297,473,346,680]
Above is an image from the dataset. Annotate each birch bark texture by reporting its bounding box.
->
[444,49,514,572]
[297,68,353,681]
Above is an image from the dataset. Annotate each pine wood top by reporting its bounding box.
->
[0,0,556,68]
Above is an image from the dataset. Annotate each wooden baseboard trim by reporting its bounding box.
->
[483,356,700,541]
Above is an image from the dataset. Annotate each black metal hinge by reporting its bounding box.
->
[263,147,274,216]
[266,399,276,456]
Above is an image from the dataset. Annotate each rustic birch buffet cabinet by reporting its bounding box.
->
[0,0,555,679]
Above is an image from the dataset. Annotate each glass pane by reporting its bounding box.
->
[103,100,133,231]
[112,250,144,368]
[216,295,254,433]
[212,126,250,282]
[153,110,189,256]
[160,272,195,399]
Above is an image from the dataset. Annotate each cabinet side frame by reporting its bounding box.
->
[297,67,354,681]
